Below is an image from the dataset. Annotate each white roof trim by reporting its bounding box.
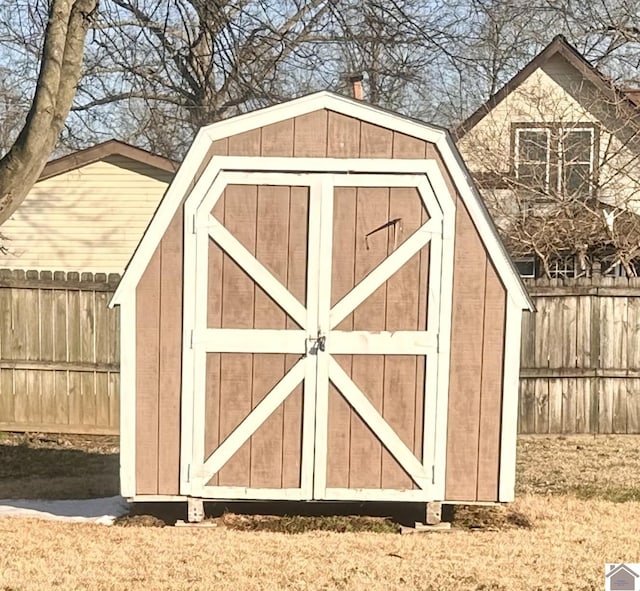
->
[111,92,532,310]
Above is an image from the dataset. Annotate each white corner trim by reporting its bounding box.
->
[179,194,198,496]
[119,295,136,498]
[418,161,456,502]
[499,296,523,502]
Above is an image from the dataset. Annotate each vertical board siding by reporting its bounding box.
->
[157,209,184,494]
[0,270,120,435]
[445,197,488,501]
[134,207,185,495]
[519,275,640,434]
[136,248,161,494]
[476,262,506,501]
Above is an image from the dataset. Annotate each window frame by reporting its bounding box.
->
[511,122,599,200]
[513,256,537,278]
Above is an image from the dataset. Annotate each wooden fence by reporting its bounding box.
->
[519,275,640,434]
[0,270,120,435]
[2,269,640,436]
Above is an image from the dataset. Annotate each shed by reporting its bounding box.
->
[111,92,533,513]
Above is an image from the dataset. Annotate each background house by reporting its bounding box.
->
[0,141,175,435]
[456,37,640,436]
[456,35,640,279]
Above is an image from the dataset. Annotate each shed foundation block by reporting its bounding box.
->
[426,501,442,525]
[187,497,205,523]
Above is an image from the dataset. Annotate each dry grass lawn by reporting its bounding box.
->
[0,432,118,499]
[1,433,639,590]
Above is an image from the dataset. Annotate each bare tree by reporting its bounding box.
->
[0,0,99,225]
[70,0,332,156]
[461,80,640,277]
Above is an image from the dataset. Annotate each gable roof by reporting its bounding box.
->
[39,139,178,181]
[111,91,532,310]
[455,35,640,140]
[607,564,639,579]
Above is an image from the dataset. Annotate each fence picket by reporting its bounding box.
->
[520,275,640,434]
[0,270,120,434]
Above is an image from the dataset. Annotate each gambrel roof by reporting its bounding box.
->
[111,91,532,310]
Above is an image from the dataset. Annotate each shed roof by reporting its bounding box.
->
[111,91,533,310]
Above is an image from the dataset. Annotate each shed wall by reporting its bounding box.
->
[134,108,508,501]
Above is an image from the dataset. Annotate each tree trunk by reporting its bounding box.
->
[0,0,98,225]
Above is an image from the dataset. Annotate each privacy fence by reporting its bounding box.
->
[0,270,120,435]
[1,270,640,436]
[520,274,640,434]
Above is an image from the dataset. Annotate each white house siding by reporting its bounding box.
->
[0,156,172,273]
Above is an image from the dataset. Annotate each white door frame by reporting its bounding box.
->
[180,159,456,503]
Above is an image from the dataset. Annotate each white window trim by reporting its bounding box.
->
[514,124,596,198]
[514,127,551,193]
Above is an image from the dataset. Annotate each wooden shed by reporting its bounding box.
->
[111,93,533,514]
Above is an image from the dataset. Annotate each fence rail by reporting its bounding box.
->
[0,269,120,435]
[519,275,640,434]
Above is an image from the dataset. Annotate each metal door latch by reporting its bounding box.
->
[306,333,326,355]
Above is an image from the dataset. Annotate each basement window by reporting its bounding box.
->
[513,256,536,278]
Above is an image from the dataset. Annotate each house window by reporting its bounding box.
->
[514,129,551,193]
[547,253,593,278]
[514,256,536,278]
[514,125,596,199]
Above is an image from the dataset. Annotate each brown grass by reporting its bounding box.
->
[0,495,636,591]
[516,434,640,501]
[0,432,119,499]
[0,433,639,589]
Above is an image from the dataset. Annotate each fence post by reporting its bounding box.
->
[589,264,601,433]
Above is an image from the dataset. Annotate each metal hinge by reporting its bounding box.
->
[187,464,191,483]
[432,465,435,484]
[191,215,197,235]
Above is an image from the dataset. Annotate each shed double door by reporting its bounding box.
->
[182,171,445,502]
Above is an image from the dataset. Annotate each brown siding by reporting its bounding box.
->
[476,262,506,501]
[445,197,506,502]
[222,110,433,162]
[157,209,184,494]
[135,207,184,495]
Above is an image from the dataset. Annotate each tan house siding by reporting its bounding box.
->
[0,156,172,273]
[457,55,640,215]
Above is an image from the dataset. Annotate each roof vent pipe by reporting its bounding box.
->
[349,74,364,100]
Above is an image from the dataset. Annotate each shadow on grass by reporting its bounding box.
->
[0,437,119,500]
[130,500,429,529]
[569,484,640,503]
